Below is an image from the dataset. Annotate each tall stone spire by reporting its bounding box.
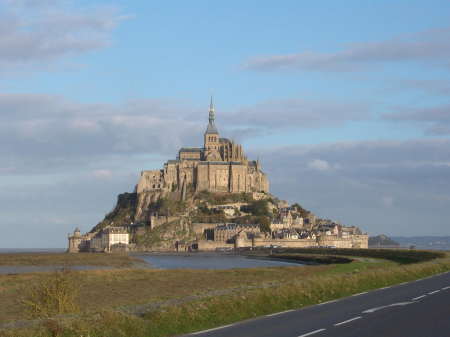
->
[209,95,215,124]
[205,95,218,134]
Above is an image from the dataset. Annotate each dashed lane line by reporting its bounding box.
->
[298,328,326,337]
[412,295,427,301]
[318,299,337,306]
[442,286,450,290]
[334,316,362,326]
[362,301,414,314]
[190,324,234,335]
[352,291,368,297]
[266,309,294,317]
[428,290,440,295]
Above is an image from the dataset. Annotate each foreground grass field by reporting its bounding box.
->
[0,252,139,267]
[0,249,449,337]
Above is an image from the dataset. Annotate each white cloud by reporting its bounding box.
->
[223,98,370,130]
[92,169,113,180]
[244,27,450,72]
[0,0,129,72]
[384,104,450,135]
[308,159,331,171]
[382,196,394,207]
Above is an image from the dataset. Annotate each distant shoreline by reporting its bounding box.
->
[0,248,65,254]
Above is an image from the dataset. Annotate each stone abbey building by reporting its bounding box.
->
[136,98,269,195]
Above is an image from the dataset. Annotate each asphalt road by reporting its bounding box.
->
[185,271,450,337]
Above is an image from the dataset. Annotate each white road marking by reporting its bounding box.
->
[266,309,294,317]
[363,301,414,313]
[379,286,391,290]
[428,290,440,295]
[334,316,362,326]
[412,295,426,301]
[191,324,234,335]
[352,291,368,296]
[442,286,450,290]
[298,328,326,337]
[318,299,337,305]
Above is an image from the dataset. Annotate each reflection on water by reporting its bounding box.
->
[137,253,303,270]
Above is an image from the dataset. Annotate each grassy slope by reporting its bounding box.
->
[1,249,449,337]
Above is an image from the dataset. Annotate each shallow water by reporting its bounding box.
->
[136,253,303,270]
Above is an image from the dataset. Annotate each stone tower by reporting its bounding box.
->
[203,96,221,161]
[136,96,270,197]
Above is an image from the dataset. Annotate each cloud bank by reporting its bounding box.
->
[0,0,128,72]
[244,27,450,72]
[0,93,373,175]
[384,104,450,135]
[258,138,450,236]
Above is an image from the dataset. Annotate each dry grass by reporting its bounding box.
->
[0,252,139,267]
[0,263,332,322]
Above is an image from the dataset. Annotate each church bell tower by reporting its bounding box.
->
[203,96,221,161]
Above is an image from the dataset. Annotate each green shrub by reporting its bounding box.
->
[21,269,80,318]
[240,200,270,216]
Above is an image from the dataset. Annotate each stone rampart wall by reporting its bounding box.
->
[192,223,218,236]
[196,240,234,251]
[253,238,317,248]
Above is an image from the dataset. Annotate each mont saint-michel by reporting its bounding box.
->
[68,98,368,253]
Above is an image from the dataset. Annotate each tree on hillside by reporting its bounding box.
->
[241,200,271,217]
[258,216,271,233]
[292,202,310,218]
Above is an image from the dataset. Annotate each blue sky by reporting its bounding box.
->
[1,0,450,247]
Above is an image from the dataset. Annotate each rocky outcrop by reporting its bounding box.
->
[135,190,168,223]
[134,217,195,250]
[91,192,138,232]
[369,234,399,247]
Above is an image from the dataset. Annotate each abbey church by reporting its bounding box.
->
[136,98,269,195]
